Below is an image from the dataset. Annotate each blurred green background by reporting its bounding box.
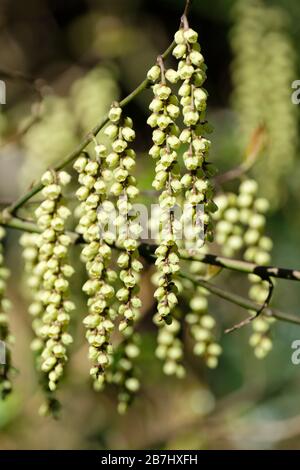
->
[0,0,300,450]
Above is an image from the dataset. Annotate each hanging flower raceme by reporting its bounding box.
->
[173,22,216,245]
[185,252,222,368]
[107,326,140,414]
[239,180,274,359]
[74,146,117,389]
[103,104,142,408]
[20,232,45,358]
[105,104,143,333]
[0,227,13,398]
[214,179,274,358]
[213,192,245,258]
[156,314,185,378]
[33,170,74,397]
[147,62,182,326]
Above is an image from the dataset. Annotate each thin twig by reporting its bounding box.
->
[140,243,300,282]
[225,278,274,334]
[2,216,300,284]
[179,272,300,327]
[2,215,300,327]
[183,0,193,18]
[157,55,166,84]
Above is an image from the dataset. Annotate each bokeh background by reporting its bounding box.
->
[0,0,300,450]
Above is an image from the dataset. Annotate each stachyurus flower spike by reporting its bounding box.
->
[147,57,182,328]
[173,19,217,245]
[33,170,74,406]
[74,145,117,390]
[0,227,13,399]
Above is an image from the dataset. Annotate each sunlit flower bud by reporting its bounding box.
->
[112,139,128,153]
[42,184,61,200]
[173,44,187,59]
[41,170,55,186]
[174,29,185,44]
[152,129,166,145]
[147,113,158,128]
[183,110,199,126]
[155,85,172,101]
[183,28,198,43]
[165,69,179,83]
[178,83,191,97]
[179,65,195,80]
[108,105,122,123]
[189,50,204,67]
[58,171,71,186]
[122,127,136,142]
[147,65,161,82]
[104,123,119,139]
[73,156,88,173]
[95,144,107,157]
[149,98,164,113]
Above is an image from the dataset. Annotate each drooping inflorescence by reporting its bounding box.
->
[108,326,141,414]
[156,314,185,378]
[185,255,222,368]
[214,179,274,357]
[173,21,216,245]
[147,22,218,373]
[147,61,182,327]
[105,104,142,333]
[105,104,142,408]
[240,181,274,359]
[20,232,44,355]
[0,227,13,398]
[32,170,75,400]
[74,146,117,390]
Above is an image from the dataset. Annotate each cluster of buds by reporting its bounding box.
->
[173,23,216,243]
[155,316,185,378]
[74,147,118,389]
[214,180,271,262]
[239,180,271,266]
[154,242,180,325]
[0,227,13,398]
[20,233,44,355]
[108,327,140,414]
[33,170,74,393]
[105,104,142,333]
[249,314,274,359]
[241,181,273,359]
[147,64,181,197]
[214,191,248,258]
[214,179,274,358]
[186,258,222,368]
[147,63,182,325]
